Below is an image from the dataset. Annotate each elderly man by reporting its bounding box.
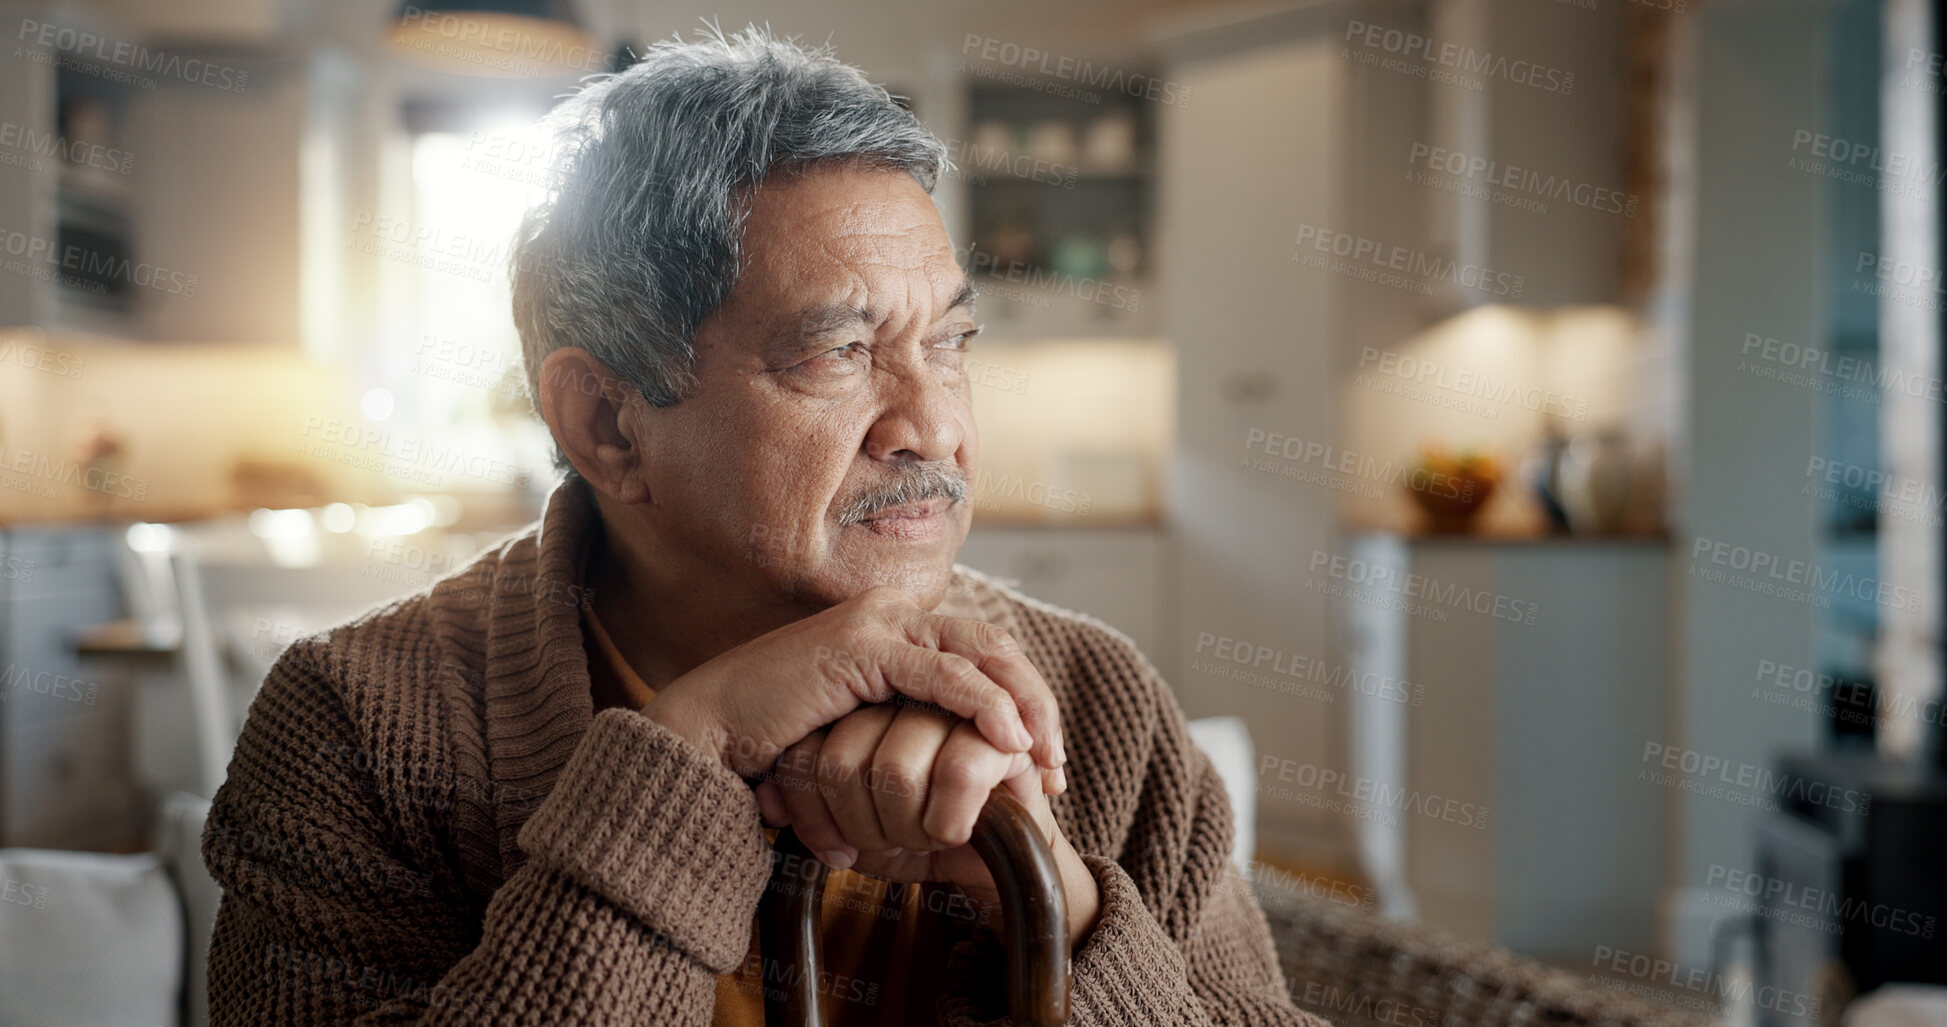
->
[203,27,1324,1027]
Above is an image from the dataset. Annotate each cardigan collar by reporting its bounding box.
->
[479,473,603,878]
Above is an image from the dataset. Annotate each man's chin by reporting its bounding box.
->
[797,529,963,608]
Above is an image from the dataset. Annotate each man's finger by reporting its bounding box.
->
[910,612,1065,774]
[866,637,1033,759]
[870,705,958,851]
[819,705,898,854]
[923,720,1031,847]
[773,733,856,870]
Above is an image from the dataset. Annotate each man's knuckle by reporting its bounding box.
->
[860,585,905,611]
[816,754,860,786]
[937,653,981,691]
[835,607,883,646]
[976,624,1018,654]
[868,748,916,784]
[817,646,872,699]
[934,756,988,795]
[871,767,918,802]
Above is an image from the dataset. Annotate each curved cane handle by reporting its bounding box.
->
[758,787,1070,1026]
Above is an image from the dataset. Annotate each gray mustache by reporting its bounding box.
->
[835,463,968,524]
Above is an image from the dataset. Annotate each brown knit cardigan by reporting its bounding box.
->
[202,476,1328,1025]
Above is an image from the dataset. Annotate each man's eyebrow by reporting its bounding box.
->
[945,280,978,313]
[790,303,877,341]
[780,282,977,342]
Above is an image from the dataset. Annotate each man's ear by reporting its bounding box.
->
[536,348,652,504]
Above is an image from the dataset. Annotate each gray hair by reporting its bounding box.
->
[511,25,950,472]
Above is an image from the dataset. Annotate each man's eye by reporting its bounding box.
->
[800,341,867,371]
[939,326,983,351]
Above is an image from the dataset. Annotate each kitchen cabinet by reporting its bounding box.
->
[1337,532,1671,962]
[1152,5,1345,864]
[0,0,359,345]
[0,525,140,850]
[958,78,1158,342]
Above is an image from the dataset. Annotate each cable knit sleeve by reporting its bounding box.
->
[202,640,773,1025]
[934,618,1331,1026]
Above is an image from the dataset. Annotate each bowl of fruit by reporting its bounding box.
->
[1404,446,1501,533]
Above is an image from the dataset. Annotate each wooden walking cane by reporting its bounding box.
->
[757,787,1071,1026]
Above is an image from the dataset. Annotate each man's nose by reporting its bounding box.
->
[863,366,962,464]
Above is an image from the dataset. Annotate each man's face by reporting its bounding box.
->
[632,164,979,611]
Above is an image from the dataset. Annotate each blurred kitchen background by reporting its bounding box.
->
[2,0,1946,1023]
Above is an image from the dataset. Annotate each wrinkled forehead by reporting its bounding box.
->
[727,165,966,325]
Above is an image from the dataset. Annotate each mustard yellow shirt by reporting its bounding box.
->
[581,604,950,1025]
